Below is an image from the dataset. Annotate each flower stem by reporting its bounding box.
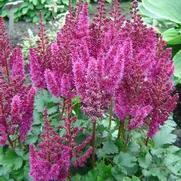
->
[91,120,96,167]
[67,172,71,181]
[144,136,149,146]
[108,99,113,132]
[117,121,125,141]
[60,98,65,120]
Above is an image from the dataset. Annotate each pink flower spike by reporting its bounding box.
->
[128,105,153,130]
[44,69,61,97]
[11,95,22,124]
[0,124,7,146]
[10,46,25,80]
[29,48,46,88]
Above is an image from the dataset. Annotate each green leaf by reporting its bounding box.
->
[22,7,29,15]
[73,161,112,181]
[41,0,46,4]
[114,152,137,168]
[142,0,181,24]
[102,140,119,155]
[153,118,177,147]
[1,149,23,170]
[138,153,152,169]
[123,176,140,181]
[62,0,69,6]
[32,0,38,6]
[173,49,181,79]
[163,28,181,45]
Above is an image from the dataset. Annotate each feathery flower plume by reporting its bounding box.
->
[29,14,50,89]
[29,109,70,181]
[114,0,178,137]
[0,17,36,146]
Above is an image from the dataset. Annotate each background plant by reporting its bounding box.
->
[0,0,70,23]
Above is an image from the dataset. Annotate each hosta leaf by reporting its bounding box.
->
[173,49,181,79]
[142,0,181,24]
[163,28,181,45]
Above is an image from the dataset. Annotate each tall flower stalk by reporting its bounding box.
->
[0,17,36,147]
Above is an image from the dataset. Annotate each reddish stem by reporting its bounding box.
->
[91,120,96,167]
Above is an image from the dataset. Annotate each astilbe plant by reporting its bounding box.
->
[114,0,178,138]
[30,104,92,181]
[29,109,71,181]
[28,0,178,180]
[29,14,51,89]
[30,9,76,99]
[0,17,36,147]
[72,0,178,139]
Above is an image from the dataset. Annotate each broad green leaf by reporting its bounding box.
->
[123,176,140,181]
[173,49,181,79]
[163,28,181,45]
[142,0,181,24]
[139,4,162,20]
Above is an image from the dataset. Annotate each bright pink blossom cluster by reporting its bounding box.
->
[72,0,178,137]
[30,105,92,181]
[0,17,36,146]
[29,0,177,137]
[29,0,177,180]
[29,110,70,181]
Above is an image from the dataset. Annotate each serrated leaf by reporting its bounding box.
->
[73,161,112,181]
[114,152,137,168]
[1,150,23,170]
[138,153,152,169]
[102,140,119,155]
[153,118,177,147]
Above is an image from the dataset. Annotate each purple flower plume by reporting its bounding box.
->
[29,110,71,181]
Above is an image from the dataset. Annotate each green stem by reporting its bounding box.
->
[60,98,65,120]
[117,121,125,141]
[108,100,113,132]
[91,120,96,167]
[67,173,71,181]
[144,136,149,146]
[8,136,14,148]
